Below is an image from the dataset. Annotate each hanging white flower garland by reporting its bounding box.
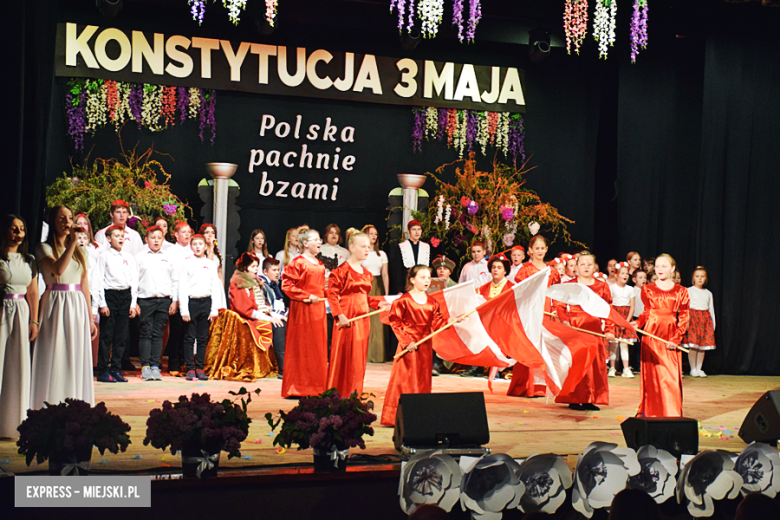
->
[593,0,617,59]
[418,0,444,38]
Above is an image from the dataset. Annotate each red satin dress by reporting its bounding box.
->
[281,255,327,398]
[326,262,373,397]
[508,263,560,397]
[636,283,690,417]
[554,279,612,406]
[380,293,448,426]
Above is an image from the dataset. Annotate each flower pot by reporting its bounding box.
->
[48,448,93,476]
[312,445,349,472]
[181,448,220,478]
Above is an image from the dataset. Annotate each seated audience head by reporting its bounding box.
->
[734,492,780,520]
[408,504,450,520]
[608,489,660,520]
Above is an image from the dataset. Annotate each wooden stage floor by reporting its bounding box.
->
[2,363,778,475]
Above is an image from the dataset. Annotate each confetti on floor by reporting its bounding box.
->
[276,447,286,454]
[241,455,252,460]
[616,415,624,422]
[0,459,11,464]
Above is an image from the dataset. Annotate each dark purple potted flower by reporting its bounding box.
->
[265,388,377,472]
[143,388,258,478]
[16,399,131,476]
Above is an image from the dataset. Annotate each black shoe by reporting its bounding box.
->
[97,371,115,383]
[196,369,209,381]
[432,368,440,376]
[110,370,128,383]
[186,370,197,381]
[582,403,600,411]
[277,374,283,380]
[460,367,479,378]
[568,404,585,411]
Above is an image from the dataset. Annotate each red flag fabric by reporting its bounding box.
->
[546,283,635,331]
[541,320,602,396]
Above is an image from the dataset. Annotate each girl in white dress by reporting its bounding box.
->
[32,205,97,408]
[247,228,269,279]
[199,223,227,310]
[0,215,39,437]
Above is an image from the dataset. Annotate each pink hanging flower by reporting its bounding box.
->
[500,205,514,221]
[430,237,441,248]
[460,196,470,207]
[502,233,515,247]
[144,181,152,188]
[469,224,478,233]
[467,200,479,215]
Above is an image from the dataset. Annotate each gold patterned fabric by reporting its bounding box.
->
[205,309,277,381]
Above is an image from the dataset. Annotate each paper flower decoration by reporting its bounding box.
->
[627,445,678,504]
[499,205,514,221]
[502,233,515,247]
[163,203,178,215]
[528,221,540,236]
[127,216,140,228]
[572,442,640,518]
[399,451,462,514]
[430,237,441,248]
[461,196,471,207]
[735,442,780,498]
[676,450,743,517]
[467,200,479,215]
[459,454,525,520]
[516,453,573,514]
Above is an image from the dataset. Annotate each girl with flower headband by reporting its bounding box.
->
[609,262,638,378]
[682,266,716,378]
[630,254,690,417]
[507,235,560,398]
[606,258,619,286]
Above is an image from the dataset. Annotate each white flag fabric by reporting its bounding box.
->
[546,282,634,331]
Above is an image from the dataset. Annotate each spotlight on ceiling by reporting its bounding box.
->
[528,26,551,63]
[96,0,123,17]
[400,28,421,51]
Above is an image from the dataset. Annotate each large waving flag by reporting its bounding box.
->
[429,281,515,367]
[546,283,635,331]
[475,268,549,370]
[541,320,602,395]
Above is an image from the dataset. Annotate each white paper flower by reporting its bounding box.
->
[627,445,678,504]
[676,450,743,518]
[528,221,540,236]
[399,451,462,514]
[516,453,573,514]
[735,442,780,498]
[572,442,640,518]
[460,454,525,520]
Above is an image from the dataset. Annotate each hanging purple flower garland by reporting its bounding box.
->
[63,79,217,150]
[630,0,649,63]
[199,90,217,144]
[392,0,481,43]
[413,106,525,161]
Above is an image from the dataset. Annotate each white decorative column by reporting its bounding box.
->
[396,174,427,239]
[205,162,237,253]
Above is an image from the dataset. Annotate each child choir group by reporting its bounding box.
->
[0,206,716,438]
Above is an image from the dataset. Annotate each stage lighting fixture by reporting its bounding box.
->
[400,28,421,51]
[528,26,551,63]
[96,0,123,18]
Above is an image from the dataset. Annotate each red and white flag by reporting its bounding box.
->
[368,294,402,326]
[429,281,515,367]
[546,283,635,331]
[474,268,549,370]
[541,320,602,395]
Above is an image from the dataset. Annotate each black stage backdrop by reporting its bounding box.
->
[9,2,780,375]
[617,10,780,375]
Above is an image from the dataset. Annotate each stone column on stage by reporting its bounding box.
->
[396,173,427,239]
[205,162,237,261]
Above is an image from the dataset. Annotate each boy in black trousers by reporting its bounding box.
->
[95,225,138,383]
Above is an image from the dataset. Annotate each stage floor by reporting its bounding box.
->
[2,363,778,475]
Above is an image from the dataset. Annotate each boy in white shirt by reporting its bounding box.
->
[135,226,178,381]
[458,241,491,288]
[166,221,193,375]
[95,225,138,383]
[179,234,221,381]
[95,199,143,257]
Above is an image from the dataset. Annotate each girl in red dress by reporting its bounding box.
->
[554,253,614,411]
[380,265,453,427]
[631,254,690,417]
[281,229,327,398]
[508,236,560,397]
[326,229,373,397]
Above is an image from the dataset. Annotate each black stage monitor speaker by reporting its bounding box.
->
[739,391,780,445]
[621,417,698,459]
[393,392,490,450]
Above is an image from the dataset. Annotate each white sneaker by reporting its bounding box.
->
[622,367,634,378]
[608,367,617,377]
[689,369,700,377]
[698,370,707,378]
